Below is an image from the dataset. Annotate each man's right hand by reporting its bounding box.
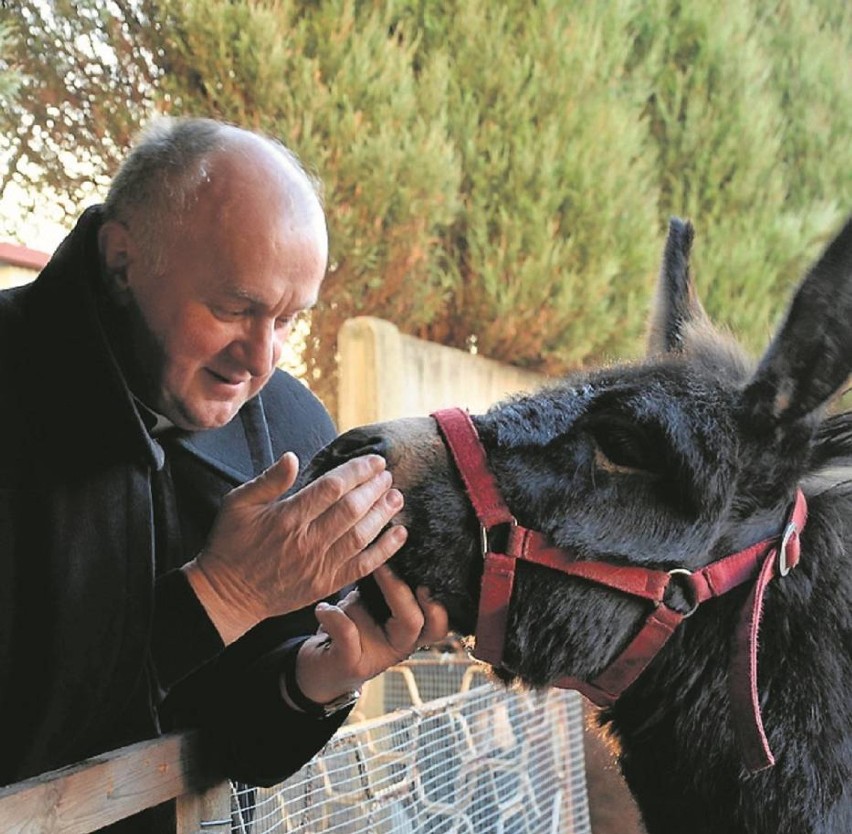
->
[182,452,407,644]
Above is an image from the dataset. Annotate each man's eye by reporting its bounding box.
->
[213,306,248,319]
[276,309,311,329]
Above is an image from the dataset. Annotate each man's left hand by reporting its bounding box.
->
[293,565,450,707]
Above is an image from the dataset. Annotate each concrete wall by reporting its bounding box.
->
[0,264,39,290]
[337,316,546,430]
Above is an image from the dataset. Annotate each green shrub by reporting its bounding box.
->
[1,0,849,413]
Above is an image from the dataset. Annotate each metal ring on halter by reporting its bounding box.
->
[667,568,699,618]
[779,523,798,577]
[480,520,518,558]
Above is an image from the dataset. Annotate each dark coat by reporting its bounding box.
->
[0,209,343,828]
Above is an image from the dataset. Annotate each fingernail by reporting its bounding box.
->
[387,489,404,509]
[316,602,332,612]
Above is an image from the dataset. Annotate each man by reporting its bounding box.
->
[0,117,447,830]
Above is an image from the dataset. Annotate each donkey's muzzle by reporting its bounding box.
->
[303,427,390,481]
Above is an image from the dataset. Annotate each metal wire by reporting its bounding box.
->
[229,658,590,834]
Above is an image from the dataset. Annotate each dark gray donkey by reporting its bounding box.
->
[305,216,852,834]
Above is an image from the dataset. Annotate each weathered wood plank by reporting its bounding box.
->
[175,781,232,834]
[0,732,226,834]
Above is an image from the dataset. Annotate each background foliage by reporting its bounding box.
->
[1,0,850,414]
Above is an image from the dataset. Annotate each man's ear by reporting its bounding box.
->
[97,220,136,288]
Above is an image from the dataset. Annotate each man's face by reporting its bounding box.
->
[114,147,328,431]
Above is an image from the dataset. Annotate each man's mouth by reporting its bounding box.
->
[206,369,249,387]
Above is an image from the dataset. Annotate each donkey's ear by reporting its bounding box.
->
[740,216,852,427]
[647,218,713,356]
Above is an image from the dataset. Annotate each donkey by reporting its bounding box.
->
[305,216,852,834]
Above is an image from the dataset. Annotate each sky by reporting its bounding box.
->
[0,180,75,254]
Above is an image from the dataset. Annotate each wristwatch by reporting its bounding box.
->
[281,645,361,718]
[316,688,362,717]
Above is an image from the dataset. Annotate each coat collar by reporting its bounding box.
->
[171,395,274,485]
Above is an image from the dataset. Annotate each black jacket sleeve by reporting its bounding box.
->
[156,588,351,787]
[151,570,225,693]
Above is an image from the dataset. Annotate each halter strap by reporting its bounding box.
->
[432,406,807,773]
[432,406,515,528]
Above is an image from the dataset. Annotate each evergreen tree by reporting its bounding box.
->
[1,0,849,414]
[630,0,850,345]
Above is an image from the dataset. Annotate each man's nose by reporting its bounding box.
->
[238,319,278,377]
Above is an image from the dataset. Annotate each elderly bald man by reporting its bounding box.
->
[0,117,447,832]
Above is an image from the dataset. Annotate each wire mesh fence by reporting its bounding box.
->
[230,657,591,834]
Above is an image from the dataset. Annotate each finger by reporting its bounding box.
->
[415,587,450,646]
[231,451,300,504]
[372,564,426,649]
[321,486,404,556]
[334,525,408,590]
[314,602,362,663]
[293,455,389,522]
[336,587,360,610]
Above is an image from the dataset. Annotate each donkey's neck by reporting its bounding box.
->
[603,490,852,834]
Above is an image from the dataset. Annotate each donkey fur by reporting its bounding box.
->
[304,216,852,834]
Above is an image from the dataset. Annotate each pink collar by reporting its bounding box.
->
[432,407,807,772]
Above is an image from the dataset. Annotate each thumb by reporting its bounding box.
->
[235,451,300,504]
[314,602,362,663]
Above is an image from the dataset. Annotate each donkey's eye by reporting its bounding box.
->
[591,424,661,475]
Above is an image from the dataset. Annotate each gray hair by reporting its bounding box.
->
[103,117,323,269]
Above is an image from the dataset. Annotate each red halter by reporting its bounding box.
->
[432,407,807,772]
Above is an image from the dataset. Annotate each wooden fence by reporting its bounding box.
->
[0,732,230,833]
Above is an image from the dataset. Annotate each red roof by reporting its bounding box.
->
[0,242,50,271]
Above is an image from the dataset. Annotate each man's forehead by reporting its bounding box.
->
[219,281,319,312]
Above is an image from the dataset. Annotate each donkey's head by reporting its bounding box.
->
[305,216,852,691]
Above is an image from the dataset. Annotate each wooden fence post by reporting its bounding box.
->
[174,780,231,834]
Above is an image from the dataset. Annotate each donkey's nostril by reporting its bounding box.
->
[327,429,388,463]
[301,429,391,488]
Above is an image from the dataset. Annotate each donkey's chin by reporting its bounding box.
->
[490,665,521,687]
[355,558,479,638]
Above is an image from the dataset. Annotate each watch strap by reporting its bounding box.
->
[281,641,360,718]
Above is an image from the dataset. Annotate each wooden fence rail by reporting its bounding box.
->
[0,732,230,834]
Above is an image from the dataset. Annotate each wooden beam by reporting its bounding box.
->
[0,732,227,834]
